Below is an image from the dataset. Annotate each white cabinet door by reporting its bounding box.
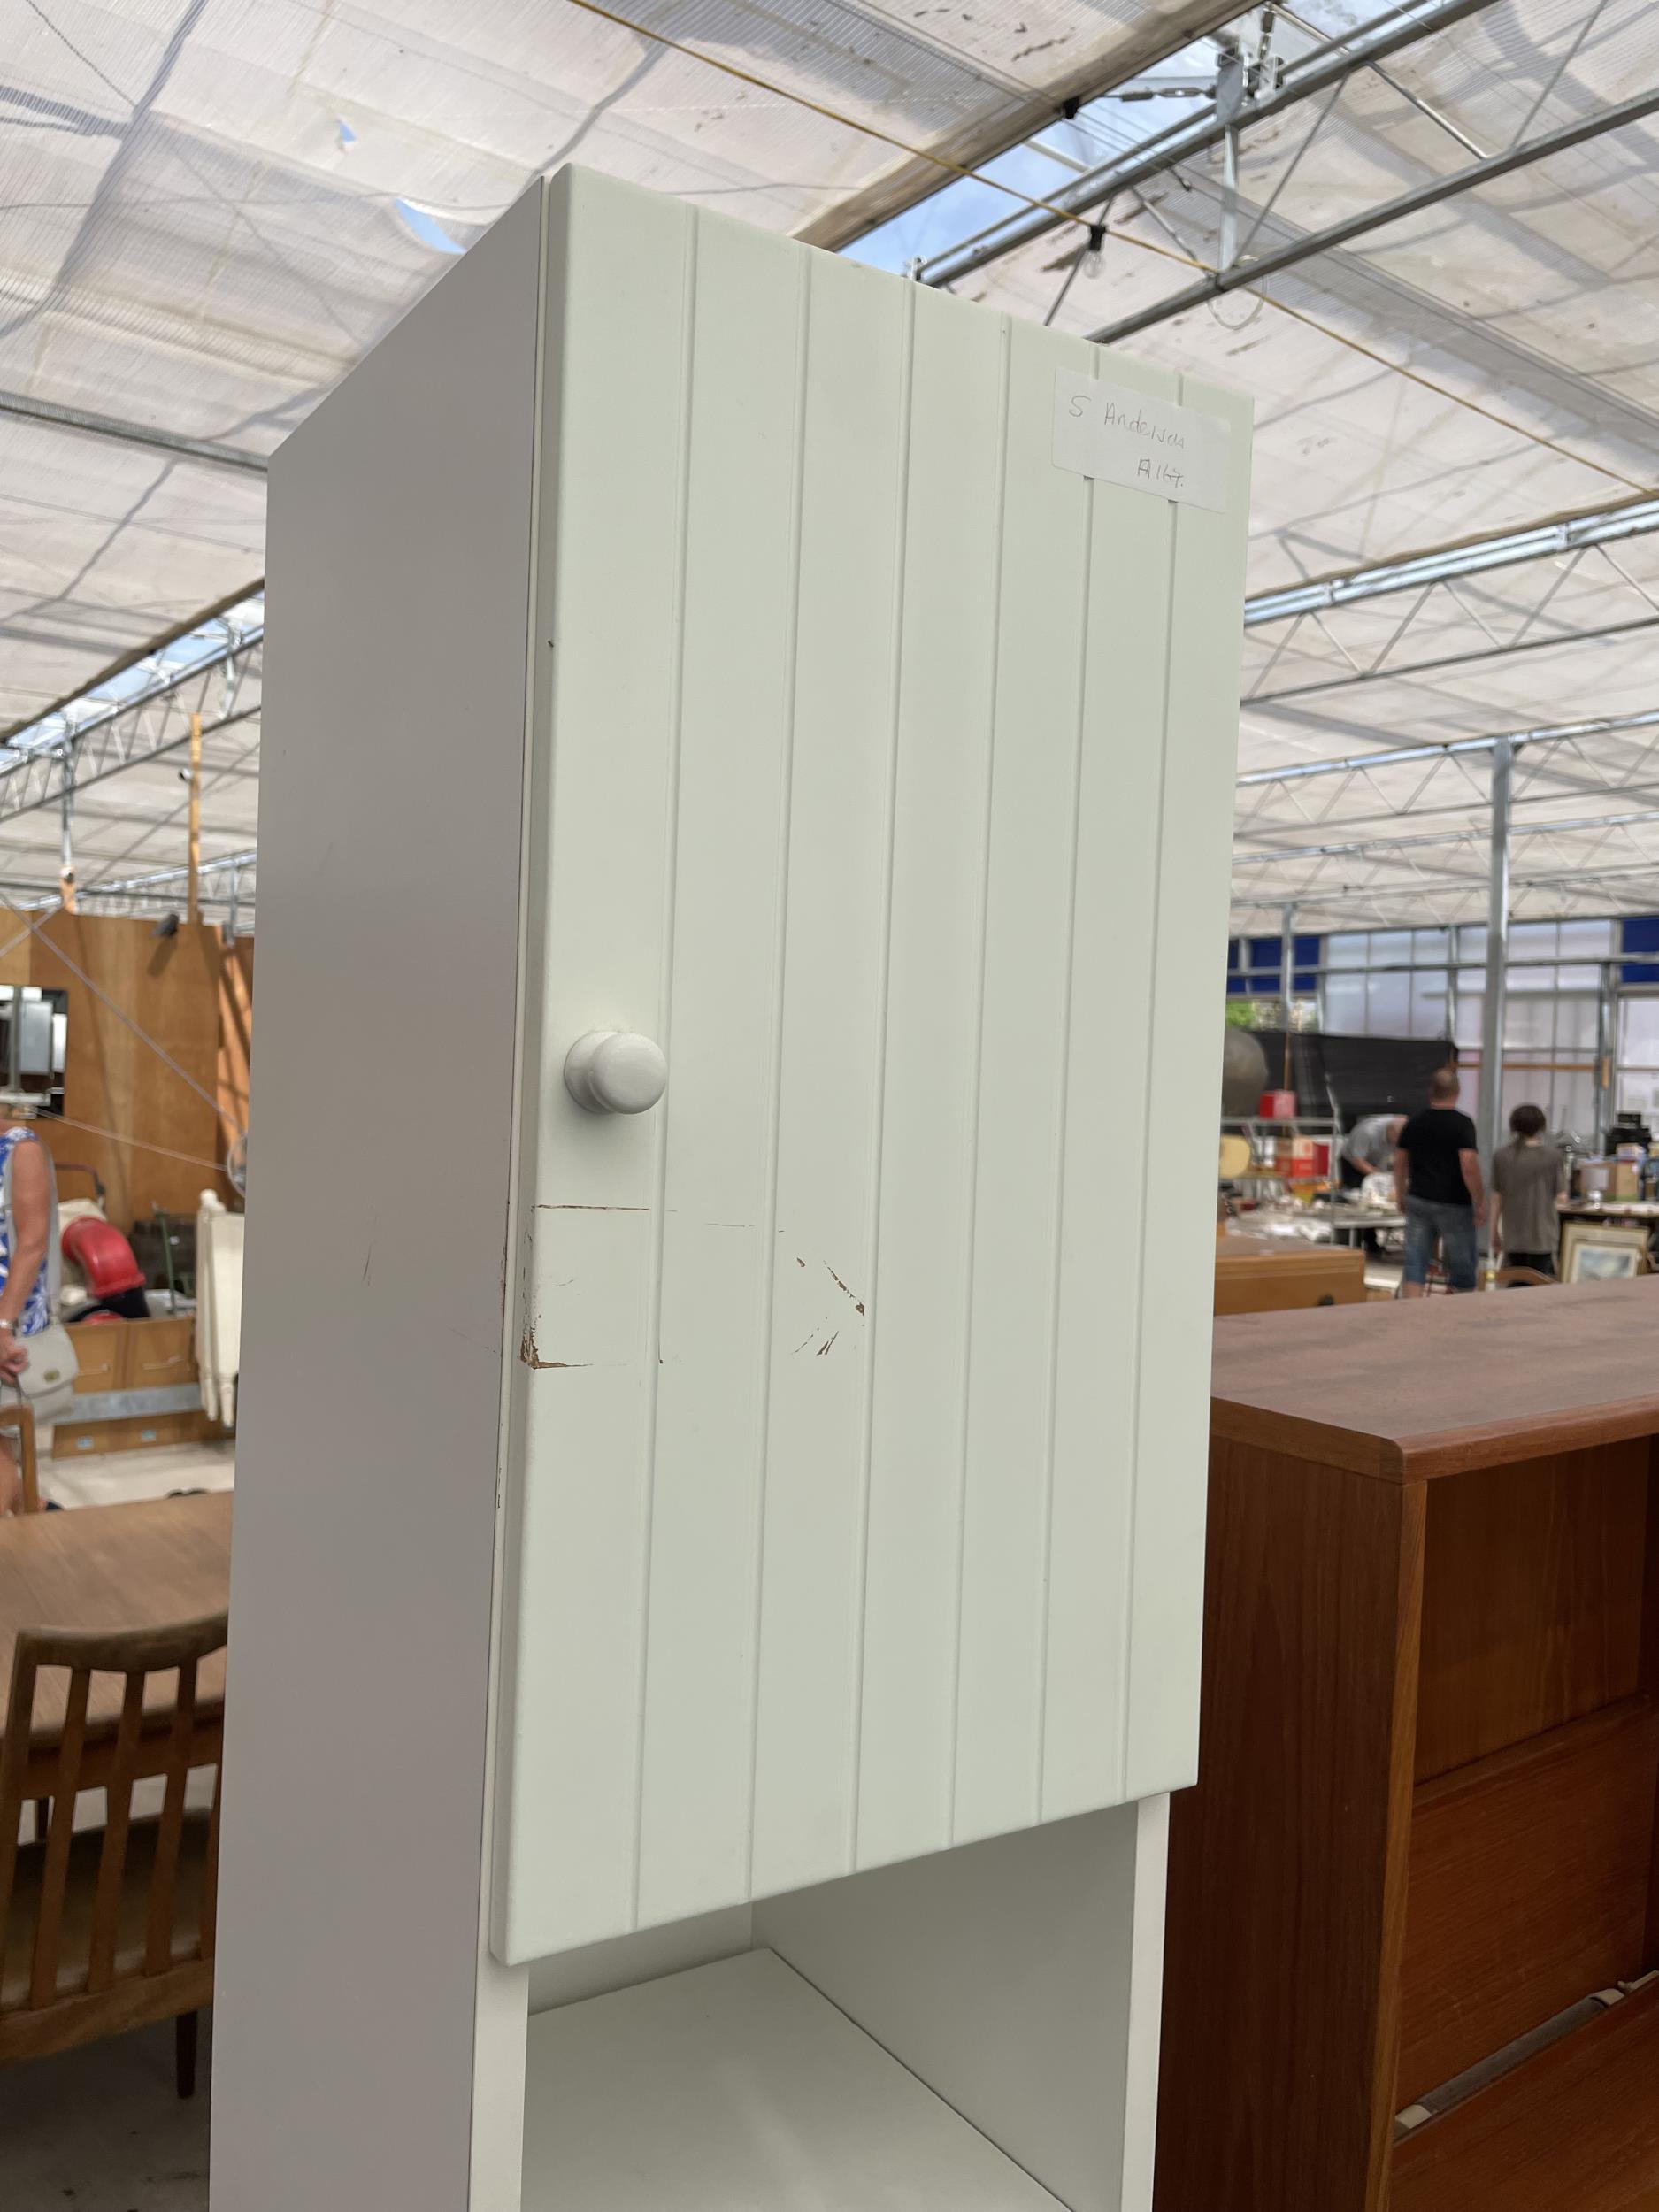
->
[495,166,1251,1966]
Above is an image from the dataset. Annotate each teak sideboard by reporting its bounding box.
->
[1157,1278,1659,2212]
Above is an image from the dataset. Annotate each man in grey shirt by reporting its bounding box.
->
[1491,1102,1567,1276]
[1340,1110,1405,1192]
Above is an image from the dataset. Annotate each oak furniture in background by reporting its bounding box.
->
[1213,1233,1367,1316]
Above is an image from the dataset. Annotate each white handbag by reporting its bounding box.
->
[4,1136,78,1426]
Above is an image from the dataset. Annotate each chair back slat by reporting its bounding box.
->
[88,1672,148,1993]
[144,1656,198,1977]
[29,1665,89,2008]
[0,1646,39,1951]
[0,1405,39,1514]
[201,1759,222,1963]
[0,1613,227,2023]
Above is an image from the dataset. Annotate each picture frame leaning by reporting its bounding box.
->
[1561,1217,1651,1284]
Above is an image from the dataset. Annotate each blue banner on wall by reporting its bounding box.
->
[1227,933,1321,996]
[1621,915,1659,988]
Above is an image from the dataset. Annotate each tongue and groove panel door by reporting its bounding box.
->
[495,167,1252,1968]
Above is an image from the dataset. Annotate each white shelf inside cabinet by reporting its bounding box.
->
[522,1949,1065,2210]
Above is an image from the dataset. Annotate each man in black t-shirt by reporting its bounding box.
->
[1394,1066,1486,1295]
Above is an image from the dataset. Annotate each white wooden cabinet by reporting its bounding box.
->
[212,167,1250,2212]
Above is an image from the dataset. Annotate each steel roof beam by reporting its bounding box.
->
[1248,611,1659,706]
[1235,710,1659,788]
[1232,851,1659,907]
[4,582,264,750]
[1241,772,1659,847]
[816,0,1247,253]
[1246,496,1659,626]
[1092,81,1659,343]
[0,644,262,826]
[81,849,257,897]
[1235,803,1659,867]
[918,0,1502,287]
[0,392,268,476]
[0,845,255,910]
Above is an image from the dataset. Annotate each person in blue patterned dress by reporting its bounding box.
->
[0,1119,53,1514]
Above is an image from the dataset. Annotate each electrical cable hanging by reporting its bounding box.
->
[1043,211,1111,327]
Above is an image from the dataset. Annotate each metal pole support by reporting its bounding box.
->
[1279,900,1297,1090]
[58,748,75,913]
[188,711,203,928]
[1476,740,1514,1213]
[1593,961,1615,1151]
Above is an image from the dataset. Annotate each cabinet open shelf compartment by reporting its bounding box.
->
[522,1949,1064,2210]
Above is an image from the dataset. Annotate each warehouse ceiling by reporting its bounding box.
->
[0,0,1233,729]
[0,0,1655,930]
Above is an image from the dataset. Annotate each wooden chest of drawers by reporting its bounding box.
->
[69,1314,197,1395]
[1157,1279,1659,2212]
[55,1314,214,1457]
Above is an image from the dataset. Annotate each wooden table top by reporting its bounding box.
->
[0,1491,231,1749]
[1211,1275,1659,1480]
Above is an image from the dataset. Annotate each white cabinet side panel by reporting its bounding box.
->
[1043,353,1179,1824]
[749,250,910,1900]
[211,187,542,2211]
[634,218,807,1931]
[502,171,693,1955]
[1125,373,1254,1798]
[950,316,1095,1849]
[853,286,1007,1872]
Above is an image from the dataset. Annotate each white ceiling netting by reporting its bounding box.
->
[926,0,1659,922]
[2,0,1656,926]
[957,0,1657,584]
[0,0,1227,732]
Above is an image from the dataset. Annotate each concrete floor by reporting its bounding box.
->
[0,2017,211,2210]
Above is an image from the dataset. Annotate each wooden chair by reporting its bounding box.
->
[0,1612,226,2093]
[0,1400,39,1512]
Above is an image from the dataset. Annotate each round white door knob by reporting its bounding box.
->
[564,1031,668,1116]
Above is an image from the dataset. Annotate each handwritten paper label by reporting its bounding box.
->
[1052,370,1230,511]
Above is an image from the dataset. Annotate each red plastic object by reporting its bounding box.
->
[61,1217,145,1298]
[1259,1089,1297,1120]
